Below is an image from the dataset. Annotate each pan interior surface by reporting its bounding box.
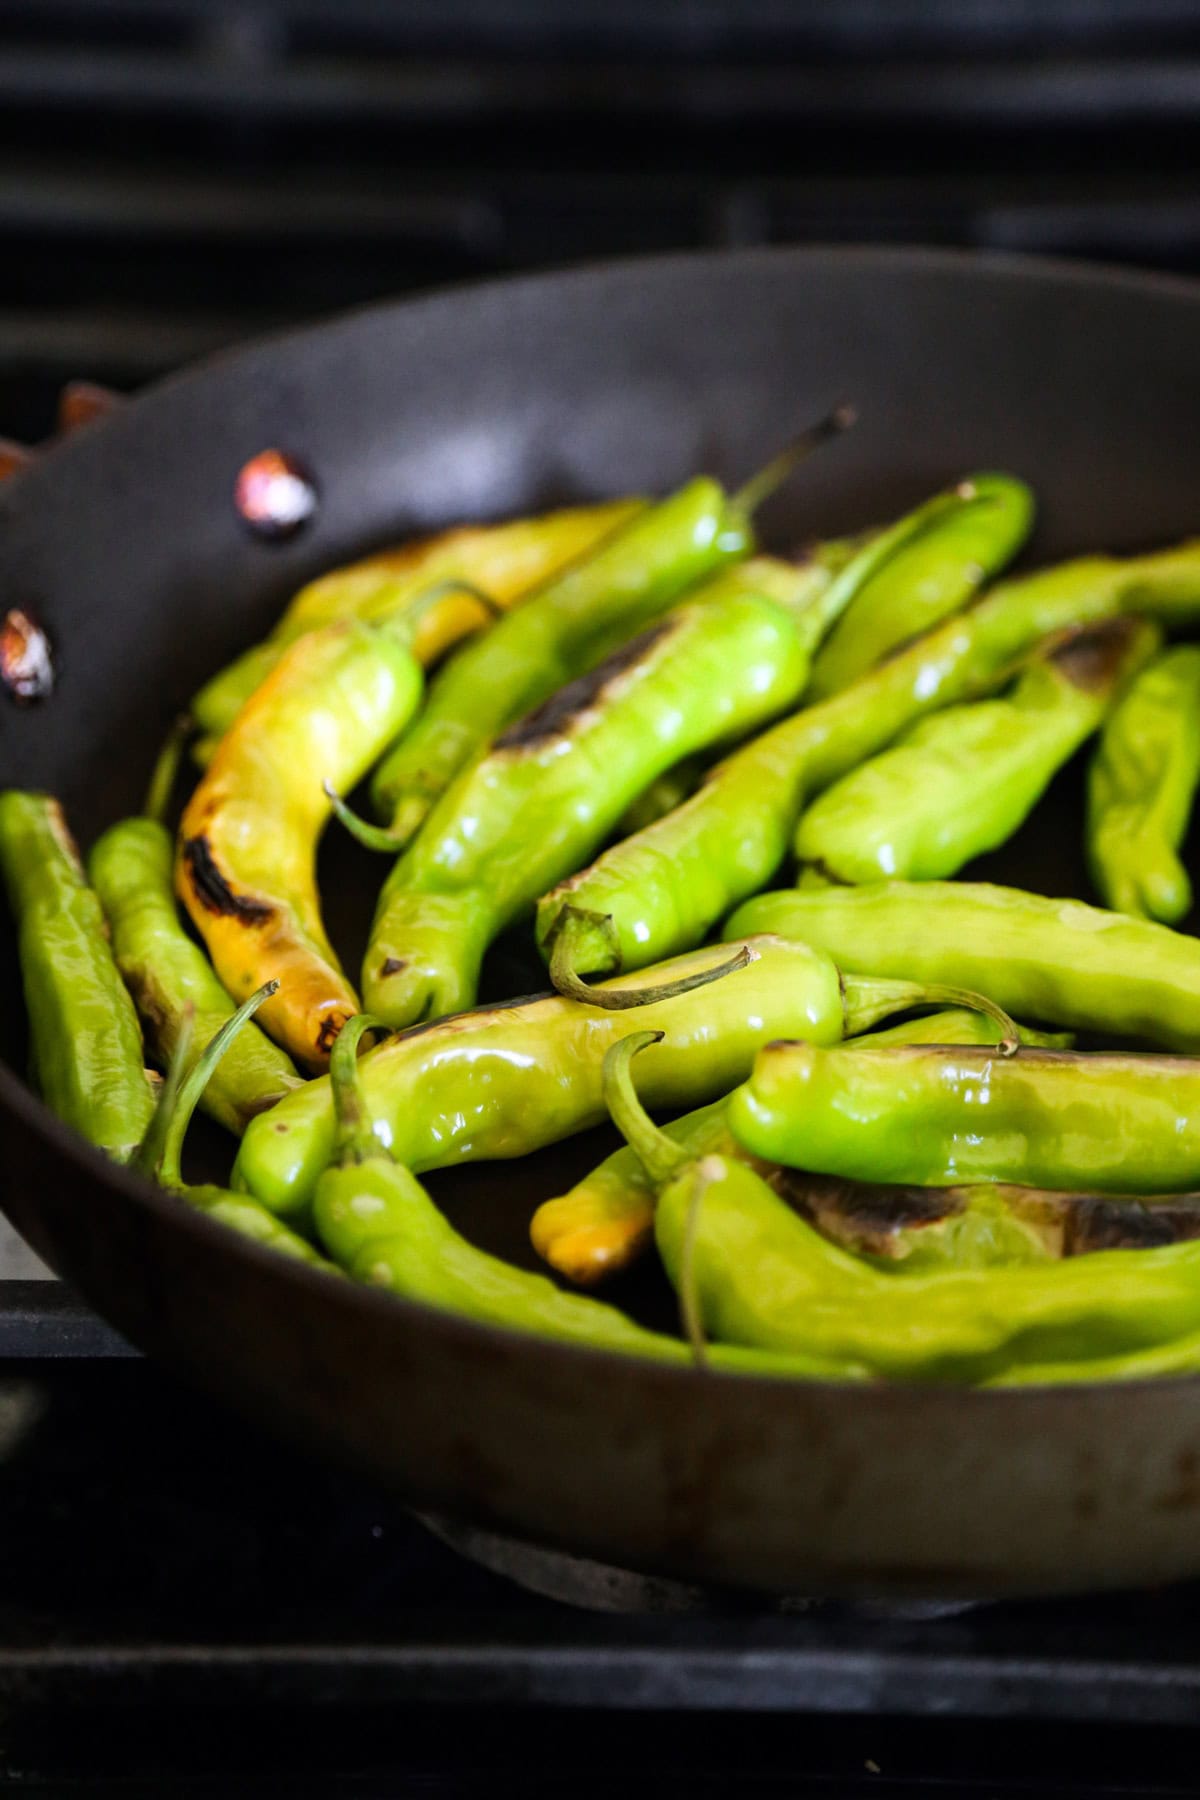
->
[3,246,1200,1597]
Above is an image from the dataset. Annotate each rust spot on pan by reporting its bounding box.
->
[0,607,54,703]
[495,619,677,749]
[181,835,274,923]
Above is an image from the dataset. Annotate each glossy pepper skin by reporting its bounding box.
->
[804,472,1034,700]
[609,1037,1200,1385]
[309,1015,837,1373]
[1087,645,1200,923]
[0,791,155,1161]
[537,536,1200,988]
[233,933,980,1215]
[728,1037,1200,1195]
[176,609,431,1072]
[795,618,1158,885]
[725,879,1200,1052]
[361,559,844,1028]
[530,1006,1067,1288]
[366,471,761,846]
[90,817,302,1134]
[190,498,642,746]
[147,987,337,1272]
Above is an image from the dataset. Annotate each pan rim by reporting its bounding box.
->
[5,239,1200,1404]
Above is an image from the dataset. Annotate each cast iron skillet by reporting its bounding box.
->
[3,246,1200,1599]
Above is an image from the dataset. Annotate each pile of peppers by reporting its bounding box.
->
[12,422,1200,1390]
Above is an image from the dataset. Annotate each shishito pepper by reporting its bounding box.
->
[538,539,1200,999]
[728,1038,1200,1196]
[190,498,643,746]
[1087,645,1200,923]
[725,879,1200,1051]
[794,617,1158,885]
[355,556,863,1028]
[233,933,1012,1215]
[608,1034,1200,1384]
[803,472,1034,700]
[176,594,451,1072]
[531,1006,1065,1287]
[145,985,337,1271]
[0,791,155,1161]
[366,413,855,847]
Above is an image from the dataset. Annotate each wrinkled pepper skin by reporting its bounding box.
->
[1087,645,1200,923]
[795,618,1158,885]
[804,471,1035,700]
[728,1039,1200,1194]
[90,817,303,1133]
[234,934,944,1215]
[363,562,828,1028]
[725,879,1200,1052]
[530,1006,1065,1288]
[367,475,754,845]
[0,792,155,1161]
[177,616,426,1071]
[537,540,1200,985]
[191,498,642,744]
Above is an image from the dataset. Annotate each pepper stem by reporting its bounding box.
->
[601,1031,689,1186]
[842,976,1019,1054]
[132,1005,196,1181]
[324,781,409,853]
[148,982,278,1189]
[143,712,193,825]
[732,404,857,518]
[548,906,754,1010]
[330,1012,393,1165]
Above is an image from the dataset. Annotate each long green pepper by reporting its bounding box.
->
[0,791,155,1161]
[1087,644,1200,923]
[539,539,1200,993]
[795,618,1158,885]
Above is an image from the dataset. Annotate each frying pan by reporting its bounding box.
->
[3,245,1200,1600]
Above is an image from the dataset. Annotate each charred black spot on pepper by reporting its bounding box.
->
[316,1013,348,1056]
[1051,617,1141,693]
[181,836,274,923]
[380,957,407,977]
[1062,1194,1200,1255]
[771,1171,965,1257]
[495,619,678,750]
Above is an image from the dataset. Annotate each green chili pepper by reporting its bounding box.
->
[608,1034,1200,1384]
[233,933,1012,1215]
[146,985,337,1271]
[309,1014,837,1371]
[537,537,1200,1000]
[531,1006,1067,1287]
[191,499,644,747]
[724,878,1200,1052]
[354,556,863,1028]
[0,790,155,1162]
[795,617,1158,885]
[366,412,854,847]
[90,732,303,1134]
[1087,645,1200,923]
[804,472,1035,700]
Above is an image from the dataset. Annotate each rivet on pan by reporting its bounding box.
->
[0,608,54,704]
[58,381,122,434]
[234,450,319,541]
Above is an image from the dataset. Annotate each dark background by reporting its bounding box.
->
[5,0,1200,437]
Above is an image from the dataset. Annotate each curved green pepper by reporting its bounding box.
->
[233,932,1007,1215]
[0,791,154,1161]
[608,1035,1200,1384]
[537,539,1200,995]
[804,471,1034,699]
[191,499,644,746]
[728,1038,1200,1194]
[530,1006,1068,1287]
[358,560,844,1028]
[366,415,854,847]
[795,617,1158,885]
[90,816,303,1134]
[724,879,1200,1052]
[1087,644,1200,923]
